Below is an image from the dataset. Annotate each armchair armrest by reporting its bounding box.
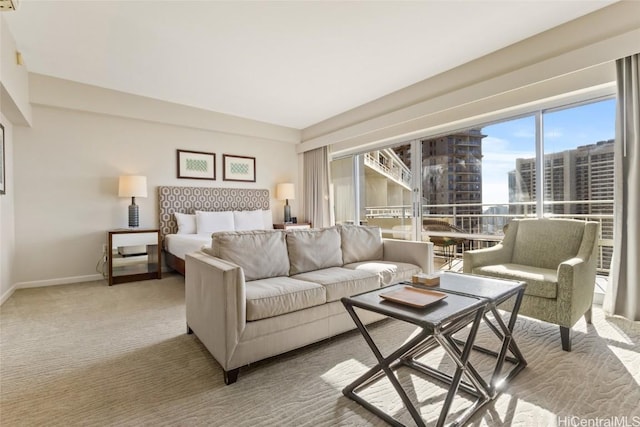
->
[382,238,434,274]
[463,243,511,273]
[556,255,596,326]
[185,251,246,370]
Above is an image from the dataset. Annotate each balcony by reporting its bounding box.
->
[364,199,614,274]
[363,150,412,189]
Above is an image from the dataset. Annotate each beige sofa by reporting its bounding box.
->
[463,218,599,351]
[185,225,434,384]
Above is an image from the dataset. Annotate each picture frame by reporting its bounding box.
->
[223,154,256,182]
[177,149,216,180]
[0,123,5,195]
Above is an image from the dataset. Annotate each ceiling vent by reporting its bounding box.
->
[0,0,19,11]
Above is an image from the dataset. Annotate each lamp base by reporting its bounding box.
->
[128,202,139,228]
[284,203,291,223]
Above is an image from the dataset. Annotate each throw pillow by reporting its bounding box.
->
[339,225,383,264]
[212,230,290,281]
[286,227,343,275]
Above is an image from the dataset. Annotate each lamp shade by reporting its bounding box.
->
[276,183,295,200]
[118,176,147,198]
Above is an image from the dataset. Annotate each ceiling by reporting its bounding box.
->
[3,1,617,129]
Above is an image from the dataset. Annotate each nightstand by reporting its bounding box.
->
[273,223,312,230]
[107,228,161,286]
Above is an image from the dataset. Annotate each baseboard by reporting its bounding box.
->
[13,274,105,290]
[0,284,17,306]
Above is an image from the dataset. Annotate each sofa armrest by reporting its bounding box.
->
[463,243,511,273]
[382,238,434,274]
[556,255,596,326]
[185,251,246,370]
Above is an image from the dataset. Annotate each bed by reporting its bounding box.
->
[158,186,271,275]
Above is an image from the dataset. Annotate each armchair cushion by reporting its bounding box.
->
[473,263,558,299]
[511,219,585,270]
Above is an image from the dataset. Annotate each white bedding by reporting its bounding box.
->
[164,234,211,260]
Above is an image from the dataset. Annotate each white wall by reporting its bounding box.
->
[12,84,300,287]
[0,15,23,303]
[0,113,15,304]
[0,15,31,126]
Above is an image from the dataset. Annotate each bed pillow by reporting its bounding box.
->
[174,212,196,234]
[234,210,266,231]
[195,211,235,235]
[262,209,273,230]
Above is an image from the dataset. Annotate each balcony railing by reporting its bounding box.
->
[363,200,614,273]
[363,151,412,189]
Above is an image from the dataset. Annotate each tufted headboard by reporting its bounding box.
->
[158,186,270,237]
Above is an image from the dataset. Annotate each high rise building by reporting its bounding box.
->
[509,139,614,267]
[394,129,485,231]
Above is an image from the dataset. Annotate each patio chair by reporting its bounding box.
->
[423,220,468,269]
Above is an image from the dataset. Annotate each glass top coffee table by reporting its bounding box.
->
[341,272,526,427]
[420,271,527,397]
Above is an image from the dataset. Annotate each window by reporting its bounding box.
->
[330,96,616,272]
[330,157,357,226]
[542,98,615,269]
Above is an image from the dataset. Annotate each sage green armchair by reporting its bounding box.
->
[463,218,599,351]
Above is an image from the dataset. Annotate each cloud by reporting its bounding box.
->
[513,129,534,138]
[544,128,563,139]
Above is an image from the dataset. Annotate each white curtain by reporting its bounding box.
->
[604,54,640,321]
[303,146,332,228]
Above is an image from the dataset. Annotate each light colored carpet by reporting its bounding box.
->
[1,274,638,426]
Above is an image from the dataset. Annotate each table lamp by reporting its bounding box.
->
[276,183,295,223]
[118,175,147,228]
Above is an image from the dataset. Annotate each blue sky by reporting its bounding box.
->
[480,98,616,205]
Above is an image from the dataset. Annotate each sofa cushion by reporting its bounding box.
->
[339,225,384,264]
[292,267,379,302]
[511,219,585,270]
[245,277,326,321]
[211,230,289,281]
[344,260,421,286]
[286,227,343,275]
[473,263,557,299]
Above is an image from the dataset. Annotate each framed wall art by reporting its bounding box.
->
[177,149,216,180]
[0,123,5,195]
[223,154,256,182]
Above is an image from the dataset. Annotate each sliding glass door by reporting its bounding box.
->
[347,142,422,241]
[330,96,615,273]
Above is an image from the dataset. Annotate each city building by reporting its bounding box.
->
[509,139,614,267]
[418,129,485,230]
